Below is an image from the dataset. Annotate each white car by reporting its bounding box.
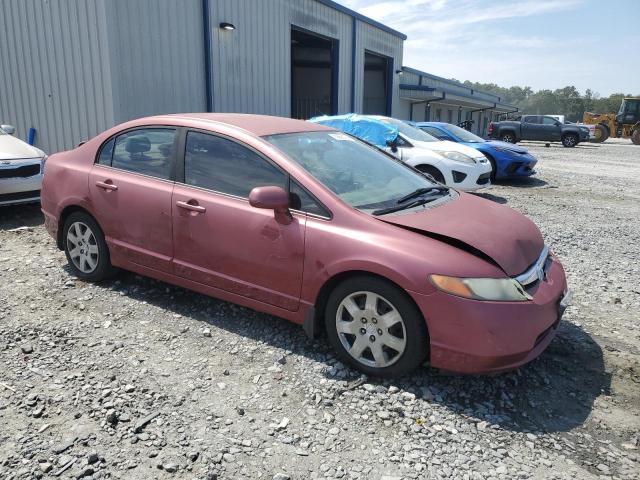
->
[371,116,493,191]
[0,124,47,206]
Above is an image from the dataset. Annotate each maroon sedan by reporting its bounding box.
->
[41,114,570,377]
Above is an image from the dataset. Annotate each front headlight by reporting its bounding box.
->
[430,274,532,301]
[440,151,476,164]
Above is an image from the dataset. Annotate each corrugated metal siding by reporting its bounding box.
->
[210,0,356,116]
[0,0,114,153]
[105,0,206,123]
[354,21,403,116]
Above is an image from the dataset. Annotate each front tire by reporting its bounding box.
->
[590,124,608,143]
[63,211,116,282]
[415,165,446,184]
[325,276,428,378]
[562,133,578,147]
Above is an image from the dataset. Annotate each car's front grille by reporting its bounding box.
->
[0,189,41,203]
[514,246,551,289]
[506,162,523,174]
[0,164,41,179]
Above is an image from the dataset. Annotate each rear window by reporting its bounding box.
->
[110,128,176,180]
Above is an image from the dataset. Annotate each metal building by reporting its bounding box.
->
[398,67,518,137]
[1,0,514,153]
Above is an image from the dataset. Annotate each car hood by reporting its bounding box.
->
[0,135,45,160]
[410,139,486,160]
[379,192,543,276]
[483,140,529,154]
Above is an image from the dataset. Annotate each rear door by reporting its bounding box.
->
[88,127,177,273]
[171,130,306,311]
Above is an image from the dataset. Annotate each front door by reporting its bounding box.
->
[521,116,543,140]
[171,130,305,311]
[88,127,177,273]
[540,116,563,141]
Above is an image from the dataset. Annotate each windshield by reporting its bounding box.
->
[265,131,443,213]
[439,124,485,143]
[376,117,439,143]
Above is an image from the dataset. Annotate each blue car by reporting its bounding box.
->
[413,122,537,180]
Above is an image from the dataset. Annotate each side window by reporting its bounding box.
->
[523,116,537,124]
[542,116,558,125]
[422,127,448,140]
[97,138,115,166]
[111,128,176,180]
[185,131,286,197]
[289,180,330,217]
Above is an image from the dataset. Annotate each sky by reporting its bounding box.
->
[339,0,639,97]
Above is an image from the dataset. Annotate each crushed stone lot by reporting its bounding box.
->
[1,139,639,480]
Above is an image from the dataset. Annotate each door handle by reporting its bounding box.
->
[95,180,118,191]
[176,200,206,213]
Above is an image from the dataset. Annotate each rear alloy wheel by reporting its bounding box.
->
[63,211,116,282]
[500,132,516,143]
[562,134,578,148]
[325,276,428,377]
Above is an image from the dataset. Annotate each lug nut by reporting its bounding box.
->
[377,329,383,335]
[369,335,376,342]
[372,318,378,324]
[360,328,366,335]
[361,318,367,324]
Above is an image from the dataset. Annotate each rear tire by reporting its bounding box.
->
[415,165,446,184]
[500,132,516,143]
[632,128,640,145]
[63,211,117,282]
[562,134,578,148]
[325,276,428,378]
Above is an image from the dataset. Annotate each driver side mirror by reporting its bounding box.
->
[1,124,16,135]
[386,138,398,153]
[249,186,292,225]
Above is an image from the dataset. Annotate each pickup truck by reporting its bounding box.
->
[488,115,590,147]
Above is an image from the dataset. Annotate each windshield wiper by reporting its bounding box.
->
[372,197,439,216]
[396,186,449,204]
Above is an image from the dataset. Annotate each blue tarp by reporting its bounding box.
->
[309,114,398,148]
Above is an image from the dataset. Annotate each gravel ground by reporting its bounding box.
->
[1,138,639,480]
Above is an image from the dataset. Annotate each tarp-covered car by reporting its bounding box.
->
[310,114,493,191]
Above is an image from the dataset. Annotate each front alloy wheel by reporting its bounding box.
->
[562,134,578,147]
[325,276,428,377]
[336,291,407,368]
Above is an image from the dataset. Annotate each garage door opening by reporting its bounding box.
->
[363,51,391,115]
[291,28,337,119]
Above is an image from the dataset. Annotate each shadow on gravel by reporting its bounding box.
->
[471,192,508,204]
[93,271,609,436]
[0,203,43,231]
[403,321,611,434]
[496,177,549,188]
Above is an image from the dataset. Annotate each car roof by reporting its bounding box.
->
[416,122,448,127]
[152,113,333,137]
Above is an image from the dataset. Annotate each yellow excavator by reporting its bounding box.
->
[583,97,640,144]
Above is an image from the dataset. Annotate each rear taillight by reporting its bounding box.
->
[488,122,494,135]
